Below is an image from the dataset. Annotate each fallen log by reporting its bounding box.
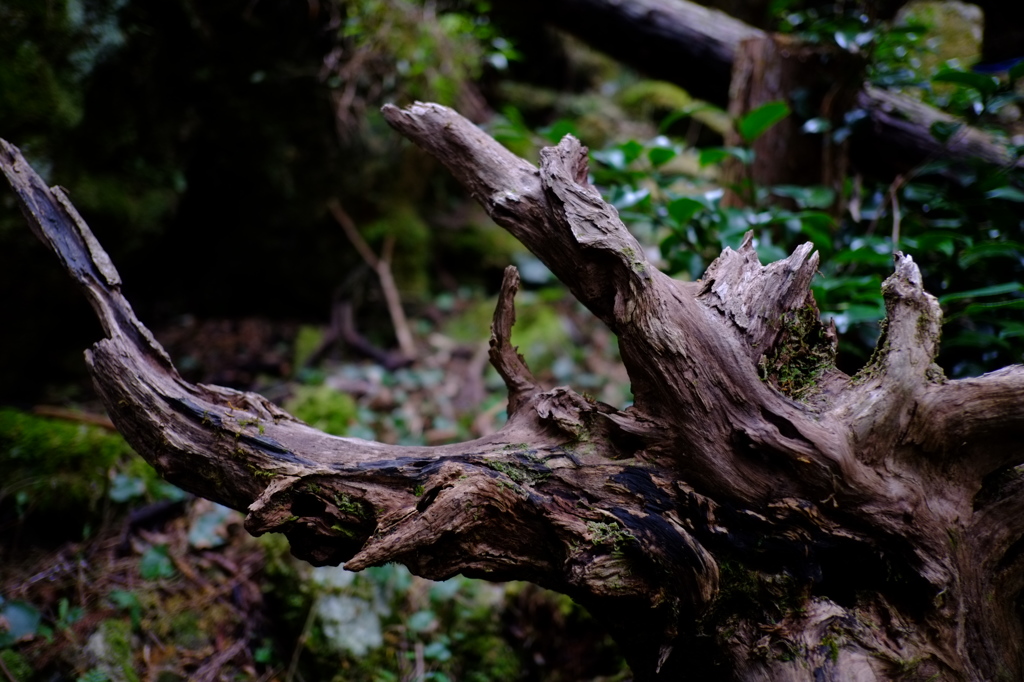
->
[4,103,1024,678]
[505,0,1020,175]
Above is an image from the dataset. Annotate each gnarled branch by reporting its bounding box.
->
[5,100,1024,680]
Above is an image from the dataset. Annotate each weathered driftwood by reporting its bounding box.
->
[501,0,1021,176]
[4,104,1024,680]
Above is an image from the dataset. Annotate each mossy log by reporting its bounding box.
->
[4,104,1024,680]
[501,0,1021,177]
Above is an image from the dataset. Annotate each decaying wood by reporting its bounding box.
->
[4,103,1024,680]
[502,0,1021,177]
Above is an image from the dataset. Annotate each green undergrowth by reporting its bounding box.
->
[284,384,359,437]
[0,407,181,536]
[258,533,628,681]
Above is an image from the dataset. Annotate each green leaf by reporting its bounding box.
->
[423,640,453,662]
[619,139,645,165]
[902,182,943,204]
[790,221,832,253]
[941,330,1011,349]
[998,321,1024,338]
[538,119,579,144]
[1010,59,1024,83]
[77,668,112,682]
[408,610,437,633]
[658,102,724,133]
[927,218,963,229]
[429,578,462,601]
[698,147,728,167]
[832,247,893,267]
[985,91,1024,116]
[939,282,1024,304]
[591,148,627,170]
[814,274,883,294]
[187,503,235,549]
[109,473,146,503]
[56,597,84,628]
[958,241,1024,268]
[963,299,1024,316]
[0,600,42,646]
[933,69,999,96]
[139,544,176,580]
[770,185,836,209]
[648,146,677,167]
[737,101,790,143]
[929,121,963,144]
[109,590,142,630]
[253,639,276,664]
[985,186,1024,202]
[667,197,705,225]
[698,146,754,167]
[610,186,650,210]
[425,673,451,682]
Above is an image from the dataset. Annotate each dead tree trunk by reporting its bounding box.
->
[4,105,1024,680]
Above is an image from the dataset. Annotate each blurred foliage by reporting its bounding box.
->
[0,0,525,402]
[1,393,629,679]
[570,4,1024,376]
[285,383,359,436]
[258,533,626,681]
[0,408,183,537]
[586,99,1024,374]
[328,0,517,124]
[779,1,1024,373]
[0,0,126,153]
[774,0,1022,133]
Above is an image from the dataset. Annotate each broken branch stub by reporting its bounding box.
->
[5,99,1024,680]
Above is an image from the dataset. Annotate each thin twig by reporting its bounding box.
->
[329,199,379,267]
[328,199,418,361]
[286,596,320,682]
[376,234,417,358]
[865,173,904,239]
[848,174,863,223]
[414,641,426,682]
[255,667,283,682]
[193,638,247,682]
[890,185,901,252]
[32,405,116,430]
[337,301,412,370]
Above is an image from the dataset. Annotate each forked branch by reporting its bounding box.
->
[6,99,1024,680]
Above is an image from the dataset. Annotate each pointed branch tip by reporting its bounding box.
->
[489,266,536,414]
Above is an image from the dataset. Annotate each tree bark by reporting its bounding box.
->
[503,0,1021,177]
[4,104,1024,679]
[722,34,863,208]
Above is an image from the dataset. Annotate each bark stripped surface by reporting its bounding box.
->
[4,105,1024,680]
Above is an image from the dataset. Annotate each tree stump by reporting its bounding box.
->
[3,104,1024,679]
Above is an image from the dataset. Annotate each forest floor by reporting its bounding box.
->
[0,284,633,682]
